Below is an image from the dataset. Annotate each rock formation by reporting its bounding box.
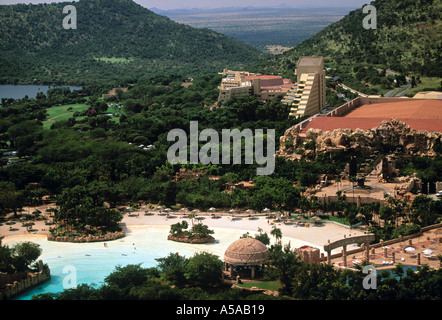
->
[278,118,442,161]
[47,230,125,243]
[167,234,216,244]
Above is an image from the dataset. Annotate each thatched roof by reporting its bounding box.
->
[224,238,269,266]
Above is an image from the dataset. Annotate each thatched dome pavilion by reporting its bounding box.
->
[224,238,269,279]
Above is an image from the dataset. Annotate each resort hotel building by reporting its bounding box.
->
[217,69,293,104]
[282,56,327,117]
[217,56,326,118]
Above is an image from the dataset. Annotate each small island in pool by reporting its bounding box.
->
[168,221,215,244]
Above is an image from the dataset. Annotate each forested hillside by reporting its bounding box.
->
[0,0,265,85]
[257,0,441,77]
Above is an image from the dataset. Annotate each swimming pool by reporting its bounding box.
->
[3,225,311,300]
[379,264,421,275]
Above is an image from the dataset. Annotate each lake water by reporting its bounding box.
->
[0,85,83,102]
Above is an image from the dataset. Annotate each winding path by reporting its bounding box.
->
[45,112,72,122]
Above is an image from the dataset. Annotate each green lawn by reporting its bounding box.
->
[44,103,124,128]
[44,104,89,129]
[236,280,282,292]
[106,104,124,124]
[405,77,441,97]
[324,215,350,226]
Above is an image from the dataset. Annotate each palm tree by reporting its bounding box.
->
[270,226,282,244]
[187,213,196,227]
[190,223,214,239]
[309,196,321,216]
[170,221,188,236]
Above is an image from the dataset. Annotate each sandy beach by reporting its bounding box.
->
[3,204,441,301]
[0,205,364,254]
[0,206,364,299]
[122,212,363,251]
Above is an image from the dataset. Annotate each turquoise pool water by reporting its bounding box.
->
[3,225,306,300]
[380,264,421,277]
[3,226,246,300]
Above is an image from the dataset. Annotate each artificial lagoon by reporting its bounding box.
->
[2,225,311,300]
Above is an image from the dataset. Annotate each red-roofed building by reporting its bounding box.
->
[296,97,442,137]
[217,69,294,104]
[301,117,442,134]
[245,75,284,87]
[300,98,442,134]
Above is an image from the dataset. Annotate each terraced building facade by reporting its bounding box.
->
[282,56,327,117]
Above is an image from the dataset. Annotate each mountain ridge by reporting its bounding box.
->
[258,0,441,78]
[0,0,265,85]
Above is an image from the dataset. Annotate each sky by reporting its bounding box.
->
[1,0,370,10]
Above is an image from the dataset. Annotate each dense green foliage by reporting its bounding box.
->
[1,73,441,242]
[0,76,314,215]
[0,0,264,85]
[169,221,214,240]
[0,240,43,273]
[396,155,442,184]
[52,183,123,236]
[2,1,442,302]
[257,0,441,78]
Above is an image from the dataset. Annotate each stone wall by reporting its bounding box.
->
[326,97,361,117]
[318,195,386,207]
[48,230,125,243]
[0,272,27,289]
[0,260,50,300]
[320,223,442,262]
[278,97,362,144]
[358,96,412,105]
